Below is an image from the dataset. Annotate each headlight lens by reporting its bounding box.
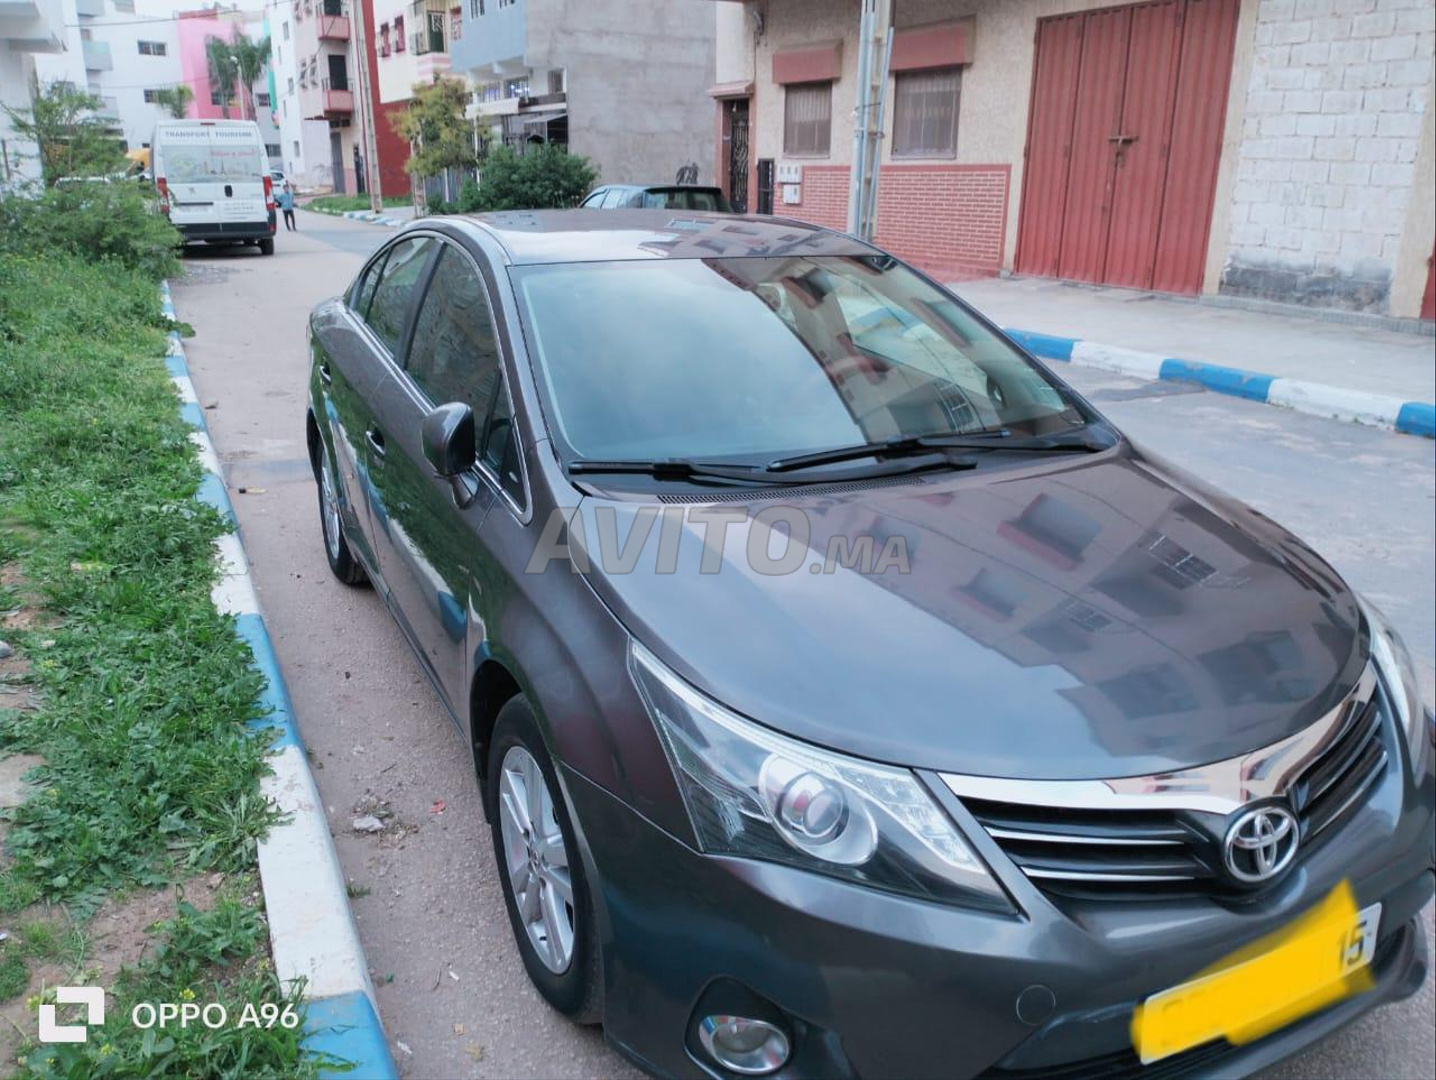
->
[1361,597,1430,776]
[629,641,1008,908]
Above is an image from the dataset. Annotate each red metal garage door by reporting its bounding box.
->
[1015,0,1240,294]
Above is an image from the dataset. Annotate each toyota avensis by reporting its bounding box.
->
[306,210,1434,1079]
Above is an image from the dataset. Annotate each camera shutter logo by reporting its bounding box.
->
[39,987,105,1043]
[1223,804,1300,884]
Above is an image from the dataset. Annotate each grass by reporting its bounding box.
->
[0,251,322,1077]
[304,194,410,214]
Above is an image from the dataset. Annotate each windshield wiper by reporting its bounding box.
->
[765,430,1108,473]
[567,459,793,485]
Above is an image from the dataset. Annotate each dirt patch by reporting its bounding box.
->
[0,876,226,1068]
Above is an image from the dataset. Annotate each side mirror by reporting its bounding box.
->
[421,402,476,478]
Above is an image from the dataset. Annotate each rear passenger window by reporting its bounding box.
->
[365,237,435,355]
[405,246,502,422]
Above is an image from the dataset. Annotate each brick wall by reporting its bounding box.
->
[788,164,1010,281]
[875,165,1010,280]
[1222,0,1435,311]
[790,164,851,230]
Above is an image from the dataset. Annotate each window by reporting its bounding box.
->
[504,76,529,98]
[211,89,227,106]
[288,77,295,94]
[579,188,605,208]
[256,92,271,108]
[470,0,484,16]
[293,140,300,157]
[143,89,162,103]
[482,383,522,502]
[783,82,831,157]
[364,238,434,354]
[114,0,135,10]
[265,143,281,159]
[283,21,290,41]
[892,67,960,158]
[406,246,502,423]
[138,41,168,56]
[548,69,564,94]
[395,15,405,50]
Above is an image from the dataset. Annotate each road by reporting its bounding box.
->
[173,210,1434,1080]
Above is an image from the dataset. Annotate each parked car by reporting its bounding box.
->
[151,119,277,254]
[306,210,1434,1079]
[580,183,732,212]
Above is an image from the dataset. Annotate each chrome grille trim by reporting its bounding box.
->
[941,665,1377,817]
[946,664,1387,893]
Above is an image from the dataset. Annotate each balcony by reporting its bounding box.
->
[318,14,350,41]
[321,77,353,115]
[81,38,112,71]
[76,0,106,16]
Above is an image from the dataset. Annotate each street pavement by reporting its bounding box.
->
[172,210,1434,1080]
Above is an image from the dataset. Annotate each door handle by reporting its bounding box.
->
[1108,134,1138,145]
[366,428,386,457]
[318,361,333,385]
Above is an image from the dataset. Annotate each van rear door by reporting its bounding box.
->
[160,124,268,228]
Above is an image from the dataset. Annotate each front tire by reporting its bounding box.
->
[487,696,602,1023]
[317,447,366,586]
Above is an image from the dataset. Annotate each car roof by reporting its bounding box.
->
[595,183,723,192]
[448,208,873,265]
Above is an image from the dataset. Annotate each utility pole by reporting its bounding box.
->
[846,0,894,242]
[351,0,383,213]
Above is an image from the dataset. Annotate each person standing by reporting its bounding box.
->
[278,183,297,232]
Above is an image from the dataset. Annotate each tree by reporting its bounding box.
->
[466,144,598,212]
[390,76,482,204]
[1,81,125,186]
[230,32,272,121]
[152,84,194,120]
[205,36,237,118]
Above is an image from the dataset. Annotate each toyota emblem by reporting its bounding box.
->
[1223,804,1300,884]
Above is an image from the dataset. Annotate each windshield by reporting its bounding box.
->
[163,144,265,183]
[512,256,1085,464]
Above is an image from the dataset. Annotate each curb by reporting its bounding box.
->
[160,281,398,1080]
[1004,328,1436,439]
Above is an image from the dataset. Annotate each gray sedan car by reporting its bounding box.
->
[306,210,1434,1079]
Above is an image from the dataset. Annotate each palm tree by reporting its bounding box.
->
[153,84,194,120]
[230,32,272,121]
[205,36,237,118]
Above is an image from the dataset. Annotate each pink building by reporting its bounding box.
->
[176,8,246,120]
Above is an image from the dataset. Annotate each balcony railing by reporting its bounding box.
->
[321,76,353,114]
[81,39,112,72]
[318,14,350,40]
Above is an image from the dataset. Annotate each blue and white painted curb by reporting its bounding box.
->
[1004,328,1436,440]
[339,209,405,228]
[160,281,398,1080]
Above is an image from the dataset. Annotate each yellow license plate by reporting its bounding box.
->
[1133,883,1380,1064]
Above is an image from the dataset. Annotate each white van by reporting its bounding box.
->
[151,120,277,255]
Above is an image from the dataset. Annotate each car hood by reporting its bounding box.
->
[574,445,1366,780]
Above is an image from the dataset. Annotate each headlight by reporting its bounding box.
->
[1361,597,1430,776]
[628,641,1009,909]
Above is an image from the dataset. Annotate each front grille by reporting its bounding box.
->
[962,799,1218,892]
[964,682,1390,899]
[1292,693,1387,842]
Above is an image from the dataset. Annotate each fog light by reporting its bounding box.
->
[697,1014,790,1075]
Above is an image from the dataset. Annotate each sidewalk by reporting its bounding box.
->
[951,276,1434,436]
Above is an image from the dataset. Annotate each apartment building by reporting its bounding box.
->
[713,0,1435,321]
[288,0,361,191]
[270,1,332,185]
[449,0,715,185]
[1,0,71,188]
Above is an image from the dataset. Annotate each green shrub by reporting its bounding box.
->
[0,182,181,282]
[456,177,482,213]
[471,145,598,212]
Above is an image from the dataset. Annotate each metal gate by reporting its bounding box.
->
[1015,0,1239,294]
[727,99,750,213]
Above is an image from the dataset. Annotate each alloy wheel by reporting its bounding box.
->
[498,745,575,973]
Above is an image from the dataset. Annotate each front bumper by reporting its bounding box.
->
[562,744,1434,1080]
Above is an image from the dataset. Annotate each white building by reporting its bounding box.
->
[1,0,73,188]
[269,0,331,186]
